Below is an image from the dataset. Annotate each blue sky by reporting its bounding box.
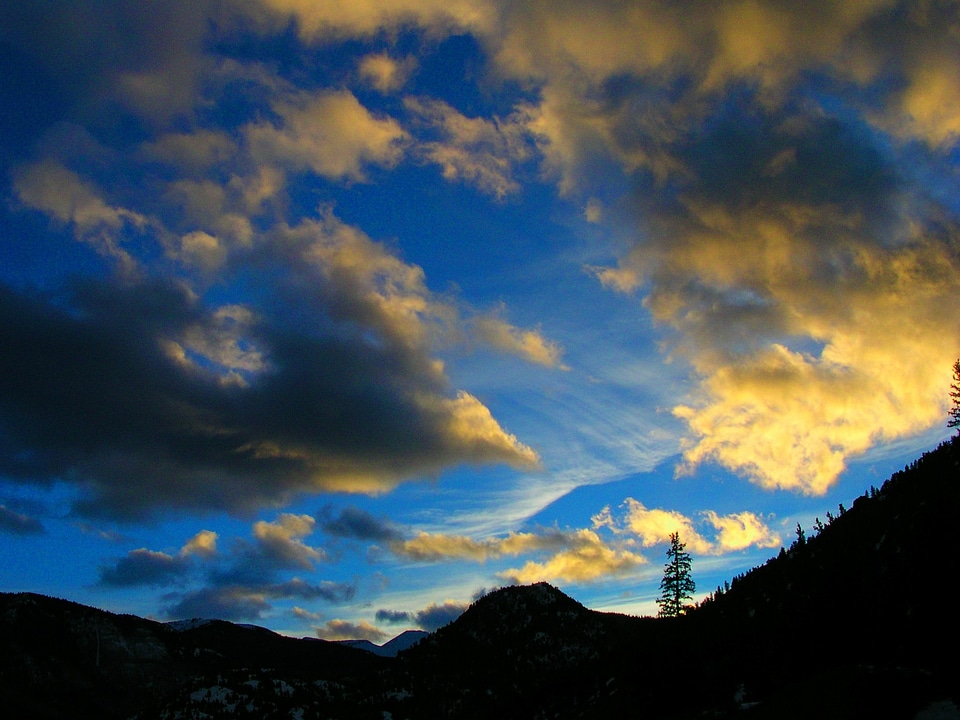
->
[1,1,958,641]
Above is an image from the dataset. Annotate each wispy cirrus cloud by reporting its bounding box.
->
[0,503,44,536]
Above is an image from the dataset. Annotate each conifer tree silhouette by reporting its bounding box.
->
[949,359,960,432]
[657,532,695,617]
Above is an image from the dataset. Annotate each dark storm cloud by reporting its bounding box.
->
[98,548,191,588]
[318,506,405,543]
[0,503,44,535]
[0,269,532,518]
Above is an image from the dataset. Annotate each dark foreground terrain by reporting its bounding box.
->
[3,437,960,719]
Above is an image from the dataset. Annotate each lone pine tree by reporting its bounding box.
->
[657,532,695,618]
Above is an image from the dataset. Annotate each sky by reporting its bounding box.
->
[1,0,958,642]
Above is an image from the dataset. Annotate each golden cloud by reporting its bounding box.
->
[180,530,219,558]
[252,514,324,569]
[702,510,781,553]
[404,97,534,198]
[316,618,388,643]
[359,53,417,92]
[472,316,566,368]
[246,90,408,181]
[499,528,646,584]
[250,0,497,40]
[619,499,713,555]
[14,160,146,273]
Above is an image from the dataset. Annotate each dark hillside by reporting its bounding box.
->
[0,592,387,719]
[684,435,960,716]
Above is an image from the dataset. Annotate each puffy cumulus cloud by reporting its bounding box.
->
[251,514,324,570]
[846,3,960,149]
[246,0,497,40]
[404,97,535,198]
[471,316,566,368]
[315,618,388,643]
[181,530,219,558]
[612,499,713,555]
[98,529,220,587]
[0,504,44,535]
[466,0,960,228]
[359,53,417,92]
[597,104,960,494]
[597,499,780,556]
[499,528,646,584]
[246,90,408,181]
[98,548,192,588]
[702,511,781,553]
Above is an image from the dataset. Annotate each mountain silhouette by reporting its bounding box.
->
[3,437,959,718]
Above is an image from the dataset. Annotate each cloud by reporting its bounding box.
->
[181,530,219,557]
[0,243,537,517]
[318,506,405,543]
[375,609,411,624]
[164,578,356,621]
[292,606,322,622]
[99,549,192,588]
[374,600,469,631]
[499,528,646,584]
[246,0,496,41]
[404,97,535,198]
[0,1,212,123]
[0,504,44,535]
[315,618,388,643]
[246,90,408,181]
[423,0,960,495]
[359,53,417,92]
[598,499,781,557]
[616,499,712,555]
[615,106,960,495]
[391,525,646,585]
[210,515,326,588]
[14,160,147,272]
[412,600,468,631]
[391,528,568,562]
[98,529,219,587]
[471,316,566,368]
[140,130,238,173]
[702,511,781,553]
[164,586,269,621]
[251,514,324,569]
